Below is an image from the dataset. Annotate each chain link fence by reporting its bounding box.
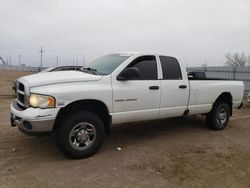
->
[0,64,40,72]
[187,66,250,96]
[1,64,250,95]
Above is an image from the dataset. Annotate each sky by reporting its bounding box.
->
[0,0,250,67]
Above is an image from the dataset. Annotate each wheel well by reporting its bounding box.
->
[213,92,233,116]
[54,100,111,134]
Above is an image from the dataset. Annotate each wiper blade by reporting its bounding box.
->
[81,67,97,74]
[82,67,97,72]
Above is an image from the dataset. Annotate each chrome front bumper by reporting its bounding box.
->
[10,100,59,135]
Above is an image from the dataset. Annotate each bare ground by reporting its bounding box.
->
[0,70,250,188]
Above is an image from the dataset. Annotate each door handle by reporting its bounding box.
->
[179,85,187,89]
[149,86,159,90]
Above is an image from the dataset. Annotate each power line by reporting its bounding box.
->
[0,45,84,55]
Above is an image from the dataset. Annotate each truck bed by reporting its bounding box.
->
[188,80,244,115]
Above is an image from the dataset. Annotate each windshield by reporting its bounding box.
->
[40,66,55,72]
[85,54,131,75]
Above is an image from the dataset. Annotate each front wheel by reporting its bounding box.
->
[206,102,230,130]
[55,110,105,159]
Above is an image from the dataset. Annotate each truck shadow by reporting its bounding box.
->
[104,115,207,149]
[8,115,208,160]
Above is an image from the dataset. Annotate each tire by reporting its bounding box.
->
[55,110,105,159]
[206,102,230,130]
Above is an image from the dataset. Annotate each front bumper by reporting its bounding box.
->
[10,100,60,135]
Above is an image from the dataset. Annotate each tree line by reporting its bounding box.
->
[225,52,250,68]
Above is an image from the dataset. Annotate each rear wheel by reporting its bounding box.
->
[206,102,230,130]
[55,110,105,159]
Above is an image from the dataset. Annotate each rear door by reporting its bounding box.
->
[112,55,161,124]
[159,56,189,118]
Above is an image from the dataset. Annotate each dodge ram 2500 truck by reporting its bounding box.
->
[10,52,244,159]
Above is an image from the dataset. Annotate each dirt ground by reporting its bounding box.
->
[0,70,250,188]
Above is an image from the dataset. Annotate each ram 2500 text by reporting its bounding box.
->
[10,53,244,158]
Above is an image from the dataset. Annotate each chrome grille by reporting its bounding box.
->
[16,81,26,109]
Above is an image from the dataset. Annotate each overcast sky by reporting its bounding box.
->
[0,0,250,67]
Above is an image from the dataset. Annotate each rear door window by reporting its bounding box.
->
[160,56,182,80]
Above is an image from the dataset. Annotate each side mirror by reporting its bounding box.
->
[117,67,140,80]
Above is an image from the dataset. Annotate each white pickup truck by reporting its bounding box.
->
[10,52,244,159]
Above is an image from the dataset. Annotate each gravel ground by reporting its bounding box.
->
[0,70,249,188]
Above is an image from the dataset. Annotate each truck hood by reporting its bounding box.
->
[19,71,102,87]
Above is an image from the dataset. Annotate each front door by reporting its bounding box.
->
[112,56,161,124]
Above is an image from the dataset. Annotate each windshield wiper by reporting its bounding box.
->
[81,67,98,75]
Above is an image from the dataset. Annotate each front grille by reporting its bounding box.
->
[18,82,25,92]
[17,102,26,110]
[13,100,26,111]
[18,93,25,104]
[16,81,27,109]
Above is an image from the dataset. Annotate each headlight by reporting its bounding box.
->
[29,94,56,108]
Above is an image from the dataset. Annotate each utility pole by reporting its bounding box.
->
[8,56,11,65]
[56,56,59,66]
[39,46,45,68]
[76,54,78,65]
[82,55,85,67]
[18,55,22,67]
